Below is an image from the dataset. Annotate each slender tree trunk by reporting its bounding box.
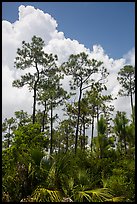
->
[83,117,86,150]
[42,101,46,132]
[91,116,94,151]
[97,105,99,136]
[130,92,134,119]
[75,84,82,154]
[32,62,39,124]
[33,86,37,124]
[50,101,53,155]
[79,125,82,150]
[129,76,134,123]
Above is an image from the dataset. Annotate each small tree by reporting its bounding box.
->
[38,74,69,155]
[61,52,108,153]
[113,111,129,154]
[93,115,110,159]
[14,110,31,127]
[117,65,135,117]
[12,36,58,124]
[2,117,16,148]
[56,119,75,153]
[84,82,114,151]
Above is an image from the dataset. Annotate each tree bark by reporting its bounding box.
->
[42,101,46,132]
[129,75,134,122]
[50,101,53,155]
[91,116,94,151]
[32,62,39,124]
[33,86,37,124]
[75,83,82,154]
[130,92,134,119]
[97,105,99,136]
[79,125,82,150]
[83,116,86,150]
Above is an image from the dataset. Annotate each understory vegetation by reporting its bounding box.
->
[2,36,135,202]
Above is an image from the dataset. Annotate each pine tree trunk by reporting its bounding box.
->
[33,86,37,124]
[83,117,86,150]
[32,62,39,124]
[75,84,82,154]
[130,92,134,120]
[50,101,53,155]
[97,105,99,136]
[79,125,82,150]
[91,116,94,151]
[42,101,46,132]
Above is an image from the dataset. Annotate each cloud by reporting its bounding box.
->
[123,47,135,66]
[2,5,135,123]
[44,38,89,65]
[14,5,64,43]
[2,65,33,119]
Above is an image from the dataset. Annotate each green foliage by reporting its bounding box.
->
[113,111,134,155]
[106,158,135,201]
[98,114,107,134]
[30,148,45,166]
[2,117,17,148]
[13,123,48,149]
[61,52,108,154]
[14,110,31,126]
[2,36,135,202]
[31,187,63,202]
[12,36,59,124]
[117,65,135,96]
[117,65,135,116]
[73,187,114,202]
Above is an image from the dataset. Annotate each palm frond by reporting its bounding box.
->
[31,187,63,202]
[74,187,114,202]
[46,163,56,187]
[85,188,113,202]
[77,190,92,202]
[107,196,125,202]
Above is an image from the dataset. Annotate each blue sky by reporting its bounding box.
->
[2,2,135,59]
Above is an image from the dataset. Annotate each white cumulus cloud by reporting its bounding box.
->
[123,47,135,66]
